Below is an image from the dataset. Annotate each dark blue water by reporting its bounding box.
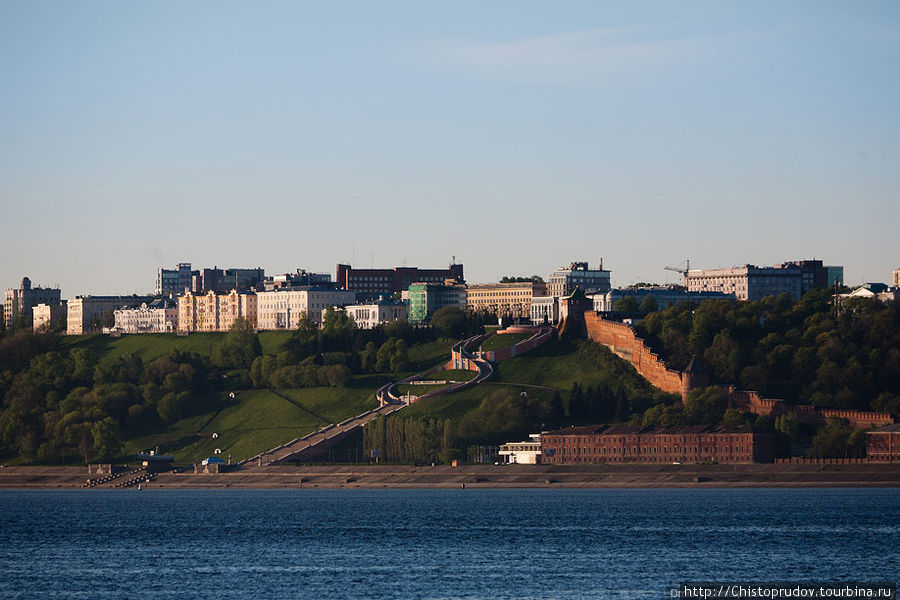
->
[1,488,897,599]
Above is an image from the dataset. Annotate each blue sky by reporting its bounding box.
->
[1,1,898,295]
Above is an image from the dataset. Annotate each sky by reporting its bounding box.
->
[1,1,898,296]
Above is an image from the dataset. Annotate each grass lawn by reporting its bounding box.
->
[492,339,624,391]
[422,369,476,382]
[479,332,532,352]
[401,383,555,423]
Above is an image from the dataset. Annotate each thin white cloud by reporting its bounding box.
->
[428,26,767,89]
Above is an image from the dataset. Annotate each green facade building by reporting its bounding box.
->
[407,282,466,324]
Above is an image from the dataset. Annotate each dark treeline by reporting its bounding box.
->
[634,290,900,417]
[0,306,488,464]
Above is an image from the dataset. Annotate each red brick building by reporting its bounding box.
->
[866,424,900,463]
[541,424,776,464]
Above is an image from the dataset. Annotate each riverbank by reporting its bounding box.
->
[3,463,900,489]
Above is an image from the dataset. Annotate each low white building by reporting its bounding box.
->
[499,434,543,465]
[114,300,178,333]
[346,299,407,329]
[530,296,559,325]
[256,287,358,329]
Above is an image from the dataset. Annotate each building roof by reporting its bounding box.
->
[543,424,758,437]
[867,424,900,433]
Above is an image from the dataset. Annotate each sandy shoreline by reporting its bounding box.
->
[2,463,900,489]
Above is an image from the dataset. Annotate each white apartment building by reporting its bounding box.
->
[499,434,543,464]
[256,288,358,330]
[114,300,178,333]
[345,299,407,329]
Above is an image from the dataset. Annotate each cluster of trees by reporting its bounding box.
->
[612,295,659,313]
[0,306,467,464]
[499,275,544,283]
[362,415,455,464]
[635,291,900,415]
[0,327,218,463]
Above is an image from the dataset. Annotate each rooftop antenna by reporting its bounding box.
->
[352,243,356,267]
[370,251,374,269]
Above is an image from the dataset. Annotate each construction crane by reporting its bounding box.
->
[664,259,690,276]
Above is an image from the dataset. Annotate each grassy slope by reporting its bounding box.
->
[101,335,456,464]
[479,332,532,352]
[400,339,642,424]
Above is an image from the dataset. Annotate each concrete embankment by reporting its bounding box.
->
[2,464,900,489]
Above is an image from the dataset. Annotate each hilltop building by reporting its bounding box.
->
[836,283,899,305]
[593,286,735,312]
[67,295,149,335]
[541,424,776,464]
[406,281,466,324]
[892,268,900,288]
[345,298,407,329]
[195,267,265,294]
[262,269,333,291]
[336,262,464,298]
[684,260,842,301]
[156,262,198,295]
[114,300,178,333]
[4,277,62,329]
[256,288,357,330]
[466,281,547,321]
[177,290,258,333]
[547,261,610,297]
[32,301,67,331]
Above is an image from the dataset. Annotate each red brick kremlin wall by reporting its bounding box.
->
[581,313,893,429]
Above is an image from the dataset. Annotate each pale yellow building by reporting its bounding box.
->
[177,290,257,333]
[67,296,148,335]
[33,301,67,332]
[466,281,547,320]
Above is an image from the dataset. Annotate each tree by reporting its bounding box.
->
[613,296,639,312]
[684,386,728,425]
[431,307,466,339]
[639,295,659,313]
[810,417,865,458]
[91,417,122,461]
[219,317,262,369]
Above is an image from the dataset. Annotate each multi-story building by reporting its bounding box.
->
[335,262,464,298]
[345,299,407,329]
[195,267,265,294]
[530,296,560,325]
[178,290,258,333]
[593,286,736,312]
[866,424,900,463]
[685,265,802,301]
[466,281,547,321]
[256,288,358,330]
[541,424,776,464]
[893,269,900,288]
[263,269,333,291]
[685,260,843,302]
[32,301,67,332]
[114,300,178,333]
[836,283,899,306]
[4,277,62,329]
[547,261,610,297]
[67,296,149,335]
[406,282,466,324]
[156,262,198,295]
